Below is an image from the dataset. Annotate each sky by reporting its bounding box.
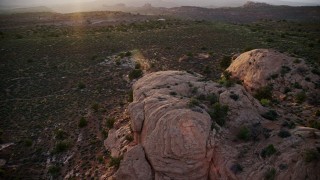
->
[1,0,319,8]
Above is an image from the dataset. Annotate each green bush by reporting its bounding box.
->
[48,165,60,176]
[295,91,306,103]
[129,69,143,80]
[125,135,134,142]
[54,141,69,153]
[208,103,229,126]
[237,127,250,141]
[24,139,33,147]
[261,110,278,121]
[280,66,291,76]
[230,94,239,101]
[170,91,177,96]
[55,129,68,140]
[128,90,133,102]
[220,55,232,69]
[264,168,276,180]
[135,63,141,70]
[260,99,270,106]
[254,86,272,100]
[307,120,320,130]
[78,82,86,89]
[207,93,218,105]
[188,98,200,108]
[278,130,291,138]
[109,156,123,169]
[293,82,302,89]
[106,117,116,129]
[91,103,100,112]
[79,117,88,128]
[261,144,277,158]
[304,149,319,162]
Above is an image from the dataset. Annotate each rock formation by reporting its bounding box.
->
[105,50,320,180]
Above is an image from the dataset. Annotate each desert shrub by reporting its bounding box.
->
[54,141,69,153]
[283,87,291,94]
[220,55,232,69]
[170,91,177,96]
[91,103,100,112]
[230,94,239,101]
[264,168,276,180]
[188,98,200,108]
[203,66,211,74]
[230,163,243,174]
[243,47,253,52]
[186,52,193,57]
[270,74,278,79]
[261,144,277,158]
[293,82,302,89]
[24,139,33,147]
[311,68,320,75]
[295,91,306,103]
[15,34,23,39]
[125,51,132,57]
[278,130,291,138]
[109,156,123,169]
[293,59,301,64]
[208,103,229,126]
[282,121,296,129]
[304,149,319,162]
[260,99,270,106]
[55,129,68,140]
[48,165,60,176]
[97,156,104,163]
[280,66,291,76]
[102,130,108,139]
[106,117,115,129]
[308,92,320,105]
[125,135,133,142]
[207,93,218,105]
[129,69,143,80]
[79,117,88,128]
[78,82,86,89]
[307,120,320,130]
[135,62,141,69]
[265,38,274,42]
[315,110,320,117]
[197,94,206,101]
[128,90,133,102]
[237,127,250,141]
[254,86,272,100]
[261,110,278,121]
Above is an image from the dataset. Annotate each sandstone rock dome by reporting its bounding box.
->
[105,49,320,180]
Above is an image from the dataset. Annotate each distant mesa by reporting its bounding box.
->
[242,1,272,8]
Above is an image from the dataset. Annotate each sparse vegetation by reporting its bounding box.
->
[260,99,270,106]
[129,69,143,80]
[278,130,291,138]
[54,129,68,140]
[261,110,278,121]
[48,165,60,177]
[254,86,273,101]
[78,82,86,89]
[24,139,33,147]
[53,141,70,153]
[261,144,277,158]
[220,55,232,69]
[106,117,116,129]
[208,103,229,126]
[230,93,239,101]
[188,98,200,108]
[109,156,123,169]
[264,168,276,180]
[304,149,319,162]
[79,117,88,128]
[125,135,134,142]
[295,91,306,103]
[237,126,250,141]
